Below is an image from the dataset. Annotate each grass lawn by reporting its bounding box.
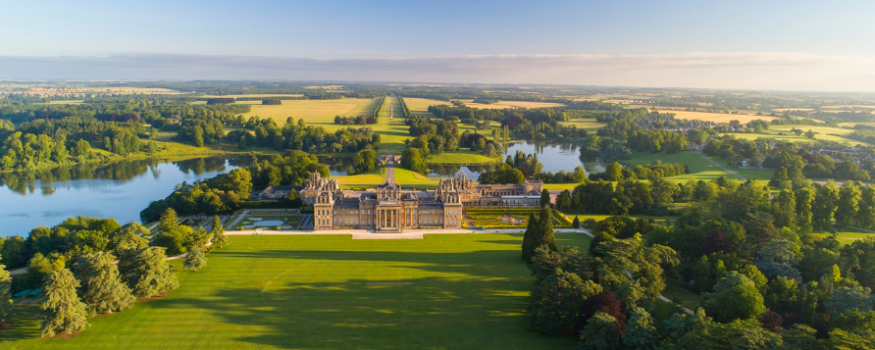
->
[2,234,590,350]
[393,167,438,187]
[813,231,875,245]
[428,151,498,165]
[334,166,386,186]
[402,97,452,117]
[620,151,774,183]
[558,118,606,131]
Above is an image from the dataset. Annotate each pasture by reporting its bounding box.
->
[1,234,589,350]
[402,97,452,117]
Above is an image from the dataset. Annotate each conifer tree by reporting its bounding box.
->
[184,247,207,272]
[535,206,557,252]
[522,213,539,262]
[572,216,580,229]
[540,190,551,208]
[119,247,178,298]
[0,260,13,325]
[210,215,228,249]
[74,252,135,314]
[41,269,89,338]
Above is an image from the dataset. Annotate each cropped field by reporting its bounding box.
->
[458,100,566,109]
[721,124,870,146]
[2,234,589,350]
[241,98,381,125]
[666,110,776,123]
[201,94,304,98]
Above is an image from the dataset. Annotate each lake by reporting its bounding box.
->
[324,141,602,180]
[0,157,247,238]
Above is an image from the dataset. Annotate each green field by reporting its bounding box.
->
[558,118,606,131]
[427,151,498,165]
[2,234,591,350]
[620,151,774,182]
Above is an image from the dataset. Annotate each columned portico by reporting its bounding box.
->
[376,206,403,232]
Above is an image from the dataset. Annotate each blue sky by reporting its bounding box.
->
[1,0,874,90]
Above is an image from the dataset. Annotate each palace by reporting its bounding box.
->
[298,172,544,232]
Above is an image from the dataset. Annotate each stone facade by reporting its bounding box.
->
[299,172,544,232]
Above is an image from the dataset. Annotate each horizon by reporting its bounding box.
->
[2,1,874,91]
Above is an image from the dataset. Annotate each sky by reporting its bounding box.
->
[1,0,874,91]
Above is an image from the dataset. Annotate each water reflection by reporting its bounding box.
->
[0,156,251,237]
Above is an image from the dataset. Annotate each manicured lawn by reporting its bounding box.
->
[558,118,606,131]
[428,151,498,165]
[334,166,386,186]
[393,167,438,187]
[2,234,590,350]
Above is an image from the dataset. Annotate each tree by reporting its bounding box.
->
[210,215,228,249]
[605,162,623,181]
[650,177,679,214]
[794,186,816,232]
[184,247,207,272]
[578,311,621,350]
[118,247,178,298]
[857,186,875,229]
[594,234,679,298]
[770,189,797,230]
[739,265,768,294]
[401,147,429,175]
[529,245,590,283]
[765,276,800,315]
[702,272,766,323]
[835,182,861,229]
[743,212,779,255]
[812,182,839,231]
[754,239,801,281]
[622,307,658,350]
[536,206,557,252]
[541,190,551,208]
[351,148,377,175]
[557,190,572,211]
[522,213,539,262]
[0,261,13,325]
[527,269,601,334]
[287,188,300,201]
[41,269,89,338]
[572,216,581,229]
[73,252,135,314]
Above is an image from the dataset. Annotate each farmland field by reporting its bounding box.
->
[241,98,381,125]
[665,110,776,123]
[721,124,871,145]
[458,100,566,109]
[2,234,588,350]
[201,94,304,98]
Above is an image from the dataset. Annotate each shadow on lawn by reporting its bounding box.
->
[164,249,566,350]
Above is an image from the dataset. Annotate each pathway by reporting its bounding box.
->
[385,153,396,184]
[225,210,249,230]
[694,151,747,181]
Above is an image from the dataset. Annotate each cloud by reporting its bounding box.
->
[0,52,873,91]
